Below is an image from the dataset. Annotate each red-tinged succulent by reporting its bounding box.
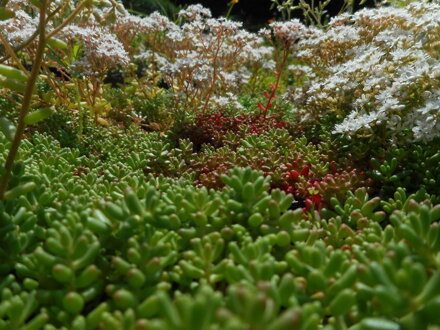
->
[185,128,366,199]
[283,164,316,189]
[314,170,373,202]
[288,170,300,182]
[284,168,373,211]
[329,160,338,173]
[305,193,323,210]
[300,165,310,177]
[173,111,290,150]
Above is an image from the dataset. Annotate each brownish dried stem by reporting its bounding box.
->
[0,0,47,199]
[0,30,39,64]
[46,0,88,39]
[0,33,31,77]
[201,33,224,114]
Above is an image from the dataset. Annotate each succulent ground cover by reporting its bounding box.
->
[0,0,440,329]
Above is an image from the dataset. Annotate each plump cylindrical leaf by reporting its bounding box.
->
[52,264,74,283]
[0,117,16,141]
[4,182,37,200]
[30,0,43,8]
[24,107,54,125]
[47,37,68,50]
[0,64,28,82]
[63,292,85,315]
[113,289,137,310]
[329,288,356,315]
[0,75,26,93]
[0,7,15,20]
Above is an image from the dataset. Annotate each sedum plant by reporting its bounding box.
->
[0,0,104,199]
[0,130,438,328]
[0,0,439,329]
[285,2,440,143]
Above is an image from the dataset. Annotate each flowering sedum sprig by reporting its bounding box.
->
[286,2,440,142]
[257,19,308,118]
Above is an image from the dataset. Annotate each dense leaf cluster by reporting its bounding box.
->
[0,131,439,329]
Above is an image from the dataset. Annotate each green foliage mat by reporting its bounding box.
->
[0,131,440,329]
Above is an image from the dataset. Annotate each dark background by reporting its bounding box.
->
[122,0,375,30]
[172,0,288,27]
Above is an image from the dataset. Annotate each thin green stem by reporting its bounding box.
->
[225,1,237,19]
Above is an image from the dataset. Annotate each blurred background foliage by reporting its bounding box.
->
[121,0,377,30]
[122,0,180,18]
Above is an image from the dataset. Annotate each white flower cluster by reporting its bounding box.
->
[0,10,38,46]
[211,92,244,110]
[177,4,212,21]
[0,1,276,111]
[0,1,131,77]
[112,11,178,52]
[288,2,440,142]
[142,6,272,111]
[62,25,129,77]
[269,19,308,44]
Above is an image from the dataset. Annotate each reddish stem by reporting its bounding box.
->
[261,46,289,119]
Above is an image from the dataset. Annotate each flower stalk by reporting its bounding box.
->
[258,46,289,118]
